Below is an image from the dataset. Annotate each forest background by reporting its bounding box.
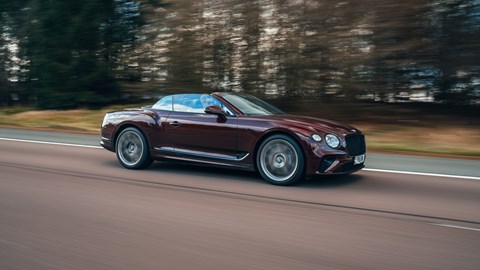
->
[0,0,479,156]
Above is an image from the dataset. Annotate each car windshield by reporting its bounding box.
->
[221,94,285,115]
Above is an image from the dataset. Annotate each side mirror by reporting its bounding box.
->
[205,105,227,116]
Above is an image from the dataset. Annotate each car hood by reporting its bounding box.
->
[259,114,359,136]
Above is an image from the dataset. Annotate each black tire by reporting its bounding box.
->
[256,134,305,185]
[115,127,153,169]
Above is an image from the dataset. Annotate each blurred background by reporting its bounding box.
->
[0,0,479,156]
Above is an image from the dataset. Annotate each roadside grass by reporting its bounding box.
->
[355,124,480,157]
[0,104,146,133]
[1,104,479,158]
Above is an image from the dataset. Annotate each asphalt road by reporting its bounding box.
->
[0,129,479,269]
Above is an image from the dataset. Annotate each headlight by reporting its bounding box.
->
[325,134,340,148]
[311,134,322,142]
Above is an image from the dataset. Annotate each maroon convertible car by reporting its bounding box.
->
[101,93,366,185]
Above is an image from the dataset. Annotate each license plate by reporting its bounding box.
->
[354,154,365,165]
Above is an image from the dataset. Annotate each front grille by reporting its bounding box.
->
[345,134,366,156]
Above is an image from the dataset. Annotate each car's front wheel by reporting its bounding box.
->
[256,134,305,185]
[116,127,152,169]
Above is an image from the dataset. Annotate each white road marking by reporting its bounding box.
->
[1,137,479,180]
[0,137,102,149]
[363,168,480,181]
[432,223,480,232]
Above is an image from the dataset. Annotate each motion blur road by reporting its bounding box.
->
[0,128,479,269]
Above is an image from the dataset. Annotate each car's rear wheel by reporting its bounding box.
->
[256,134,305,185]
[116,127,152,169]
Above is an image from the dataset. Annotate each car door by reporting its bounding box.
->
[162,94,239,161]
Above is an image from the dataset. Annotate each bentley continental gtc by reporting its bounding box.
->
[100,93,366,185]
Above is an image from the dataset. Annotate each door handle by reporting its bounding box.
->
[169,121,181,127]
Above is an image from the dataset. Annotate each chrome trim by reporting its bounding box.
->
[325,160,340,173]
[235,152,249,161]
[154,147,248,161]
[155,147,175,153]
[158,155,239,167]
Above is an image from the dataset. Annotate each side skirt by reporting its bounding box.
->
[151,147,254,171]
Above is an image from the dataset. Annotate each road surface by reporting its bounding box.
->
[0,128,479,269]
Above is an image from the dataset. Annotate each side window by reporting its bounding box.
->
[172,94,233,115]
[173,94,204,113]
[152,95,173,111]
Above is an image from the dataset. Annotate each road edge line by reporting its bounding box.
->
[363,168,480,181]
[0,137,102,149]
[432,223,480,232]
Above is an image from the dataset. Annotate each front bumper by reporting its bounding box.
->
[304,132,366,175]
[305,142,366,175]
[314,154,365,174]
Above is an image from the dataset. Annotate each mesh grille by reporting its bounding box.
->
[345,134,366,156]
